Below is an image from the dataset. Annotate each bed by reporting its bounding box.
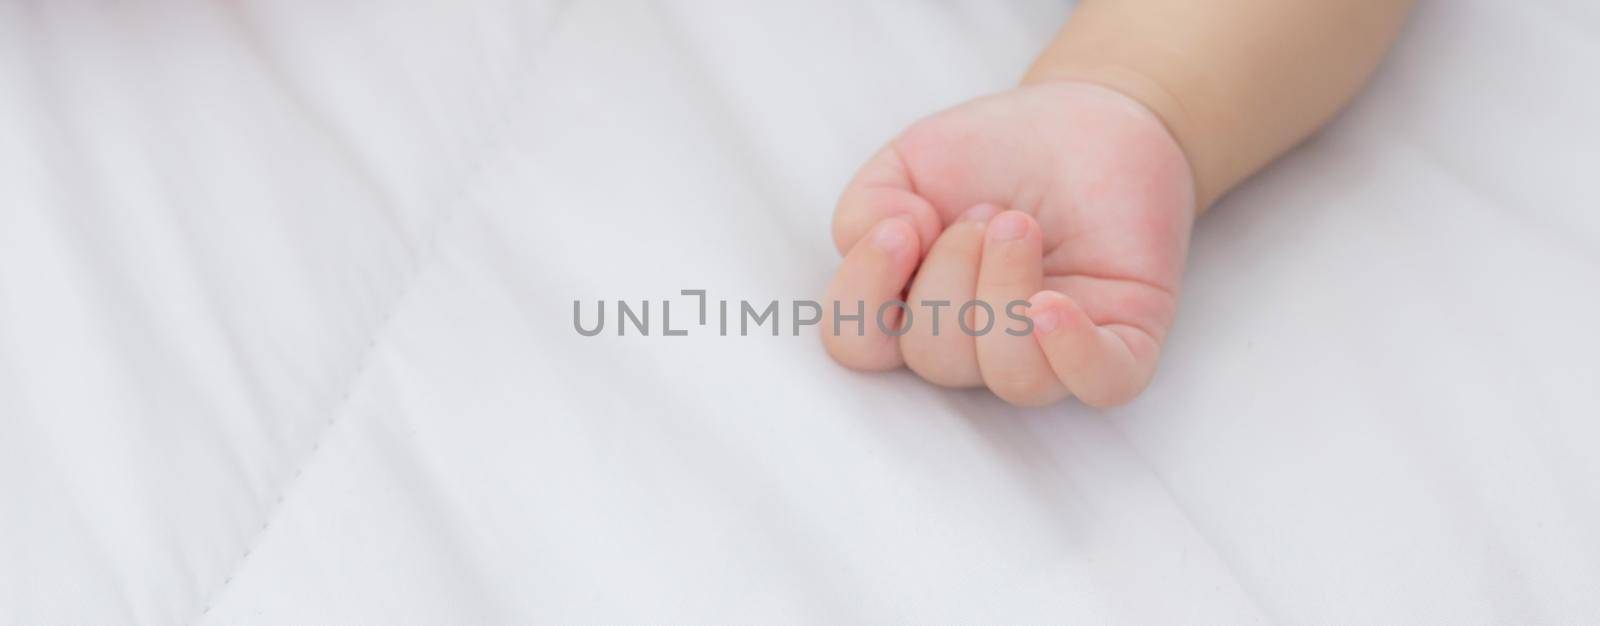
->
[2,0,1597,622]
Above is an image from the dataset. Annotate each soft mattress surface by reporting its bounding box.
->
[2,0,1598,623]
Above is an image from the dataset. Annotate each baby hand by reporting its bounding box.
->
[823,82,1195,407]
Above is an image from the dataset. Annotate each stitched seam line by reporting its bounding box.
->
[189,4,578,621]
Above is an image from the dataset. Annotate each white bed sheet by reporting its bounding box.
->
[2,0,1597,623]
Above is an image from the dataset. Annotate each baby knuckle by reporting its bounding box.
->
[823,334,886,372]
[905,353,981,390]
[985,371,1061,405]
[1077,379,1144,408]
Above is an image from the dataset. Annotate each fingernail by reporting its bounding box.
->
[988,212,1029,241]
[959,204,999,222]
[1032,308,1060,334]
[872,218,911,252]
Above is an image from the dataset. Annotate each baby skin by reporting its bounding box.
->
[824,0,1414,406]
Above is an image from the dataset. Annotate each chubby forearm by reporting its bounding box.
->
[1024,0,1414,210]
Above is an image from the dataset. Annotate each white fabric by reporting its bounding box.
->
[3,1,1597,623]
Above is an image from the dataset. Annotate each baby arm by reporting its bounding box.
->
[822,1,1414,406]
[1028,0,1416,209]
